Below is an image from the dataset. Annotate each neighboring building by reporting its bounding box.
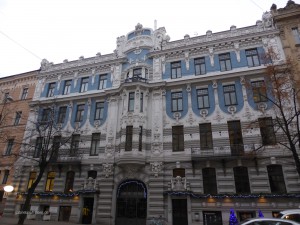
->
[6,13,300,225]
[0,71,38,214]
[271,0,300,84]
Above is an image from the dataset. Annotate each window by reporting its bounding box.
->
[94,102,104,120]
[172,126,184,152]
[128,92,135,112]
[173,168,185,177]
[267,165,286,193]
[27,172,37,189]
[140,92,143,112]
[90,133,100,156]
[202,168,217,194]
[2,170,9,184]
[125,126,133,151]
[21,88,28,100]
[4,139,14,155]
[52,136,61,161]
[234,166,250,193]
[219,53,232,71]
[199,123,213,150]
[98,74,107,90]
[45,171,55,192]
[57,106,67,124]
[88,170,97,179]
[3,92,10,102]
[203,211,222,225]
[228,120,244,155]
[64,171,75,193]
[14,111,22,125]
[252,80,267,103]
[246,49,260,67]
[138,126,142,151]
[259,117,276,145]
[47,83,55,97]
[34,137,43,158]
[133,68,142,78]
[41,108,51,122]
[194,57,206,75]
[63,80,71,95]
[80,77,89,93]
[238,212,255,221]
[70,134,80,156]
[75,104,85,122]
[223,85,237,106]
[292,27,300,45]
[171,92,183,112]
[197,88,209,109]
[171,61,182,79]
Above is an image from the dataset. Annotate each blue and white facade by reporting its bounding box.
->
[8,13,300,225]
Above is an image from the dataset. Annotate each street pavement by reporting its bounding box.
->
[0,216,77,225]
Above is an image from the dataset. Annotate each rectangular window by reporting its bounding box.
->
[219,53,232,71]
[199,123,213,150]
[75,104,85,122]
[128,92,135,112]
[52,136,61,161]
[41,108,51,122]
[45,171,55,192]
[2,170,9,184]
[234,167,250,193]
[125,126,133,151]
[228,120,244,155]
[252,80,267,103]
[27,172,37,189]
[34,137,43,158]
[57,106,67,124]
[70,134,80,156]
[246,49,260,67]
[172,126,184,152]
[197,88,209,109]
[5,139,14,155]
[267,165,286,193]
[171,92,183,112]
[94,102,104,120]
[292,27,300,45]
[3,92,10,102]
[194,57,206,75]
[63,80,71,95]
[202,168,217,194]
[90,133,100,156]
[47,83,55,97]
[65,171,75,193]
[140,92,143,112]
[80,77,89,93]
[98,74,107,90]
[223,85,237,106]
[171,61,182,79]
[21,88,28,100]
[259,117,276,145]
[14,111,22,126]
[138,126,142,151]
[173,168,185,177]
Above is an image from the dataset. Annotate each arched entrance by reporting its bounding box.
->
[115,180,147,225]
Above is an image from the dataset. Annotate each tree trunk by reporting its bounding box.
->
[18,164,46,225]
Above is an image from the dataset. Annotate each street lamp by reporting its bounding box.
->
[3,185,14,193]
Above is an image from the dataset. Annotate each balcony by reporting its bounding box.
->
[125,75,147,83]
[168,176,190,191]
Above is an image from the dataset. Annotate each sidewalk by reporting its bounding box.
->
[0,216,78,225]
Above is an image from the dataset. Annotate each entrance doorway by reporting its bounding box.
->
[172,199,188,225]
[203,211,223,225]
[115,180,147,225]
[59,206,71,221]
[82,198,94,224]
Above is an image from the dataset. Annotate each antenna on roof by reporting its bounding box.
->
[154,20,157,30]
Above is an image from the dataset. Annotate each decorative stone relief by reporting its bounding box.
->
[243,106,254,120]
[106,137,115,157]
[94,120,101,128]
[102,163,113,178]
[214,110,224,122]
[153,57,161,80]
[185,51,190,70]
[151,141,163,155]
[186,112,196,125]
[262,11,273,28]
[208,47,214,67]
[200,109,208,119]
[150,162,163,177]
[173,112,182,122]
[161,56,166,74]
[234,42,241,62]
[258,102,268,113]
[124,165,139,178]
[41,59,51,71]
[228,106,237,116]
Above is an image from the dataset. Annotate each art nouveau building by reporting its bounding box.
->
[6,11,300,225]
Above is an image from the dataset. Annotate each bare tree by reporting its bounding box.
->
[16,103,75,225]
[249,47,300,178]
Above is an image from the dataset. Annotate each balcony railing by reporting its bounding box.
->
[125,75,147,83]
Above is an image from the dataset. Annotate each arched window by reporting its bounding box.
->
[267,165,286,193]
[233,166,250,193]
[64,171,75,193]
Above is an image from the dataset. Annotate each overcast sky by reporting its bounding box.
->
[0,0,293,77]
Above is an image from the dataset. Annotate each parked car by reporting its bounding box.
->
[277,209,300,223]
[240,217,300,225]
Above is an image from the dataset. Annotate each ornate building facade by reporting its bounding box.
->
[0,71,37,214]
[6,9,300,225]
